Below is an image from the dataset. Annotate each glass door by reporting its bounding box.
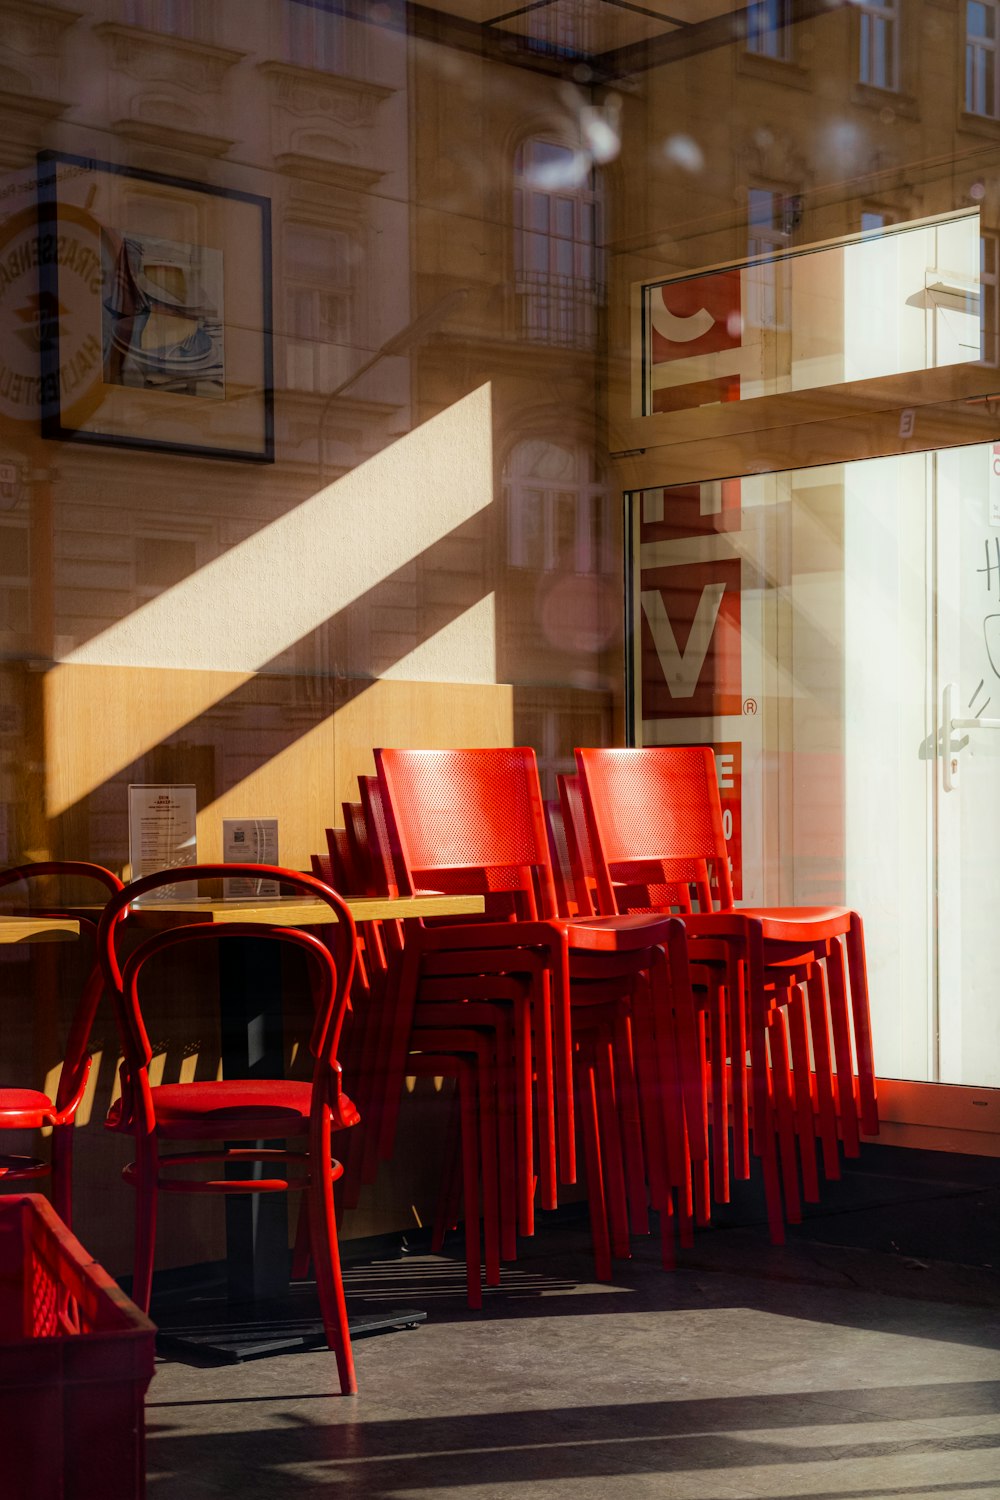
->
[629,440,1000,1095]
[934,444,1000,1087]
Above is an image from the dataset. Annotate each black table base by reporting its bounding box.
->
[152,1285,427,1363]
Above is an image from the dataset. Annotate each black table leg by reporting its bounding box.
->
[219,937,289,1302]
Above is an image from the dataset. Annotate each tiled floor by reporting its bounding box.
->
[145,1150,1000,1500]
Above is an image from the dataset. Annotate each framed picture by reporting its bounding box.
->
[36,150,273,463]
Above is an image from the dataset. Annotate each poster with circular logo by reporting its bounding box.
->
[0,162,104,436]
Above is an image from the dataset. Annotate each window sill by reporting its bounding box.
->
[957,110,1000,141]
[737,50,812,91]
[851,81,919,120]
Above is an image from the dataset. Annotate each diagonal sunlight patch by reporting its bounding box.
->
[62,384,494,673]
[45,385,495,816]
[381,593,496,683]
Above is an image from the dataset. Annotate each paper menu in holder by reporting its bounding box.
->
[223,818,279,900]
[127,785,198,901]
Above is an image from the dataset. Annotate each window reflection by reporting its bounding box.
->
[967,0,1000,117]
[746,0,792,61]
[858,0,900,91]
[513,140,604,349]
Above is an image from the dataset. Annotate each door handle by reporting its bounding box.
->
[942,681,1000,792]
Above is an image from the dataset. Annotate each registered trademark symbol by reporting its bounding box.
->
[742,697,758,715]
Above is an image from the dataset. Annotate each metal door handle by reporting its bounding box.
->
[942,681,1000,792]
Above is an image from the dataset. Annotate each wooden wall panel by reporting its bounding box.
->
[22,665,513,1264]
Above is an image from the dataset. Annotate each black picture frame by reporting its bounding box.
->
[36,150,274,464]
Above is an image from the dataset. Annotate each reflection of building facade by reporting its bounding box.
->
[2,0,1000,1259]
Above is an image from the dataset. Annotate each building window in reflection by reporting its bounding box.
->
[123,0,210,39]
[967,1,1000,117]
[285,225,357,393]
[521,0,593,57]
[858,0,899,91]
[506,440,608,574]
[513,140,604,349]
[747,185,793,330]
[982,231,999,365]
[0,523,29,639]
[284,0,354,75]
[746,0,792,61]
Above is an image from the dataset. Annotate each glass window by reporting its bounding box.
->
[982,231,999,363]
[285,226,356,393]
[642,212,980,414]
[858,0,899,91]
[967,0,1000,116]
[283,0,355,74]
[513,140,604,349]
[122,0,208,39]
[747,185,792,331]
[0,523,29,638]
[746,0,792,61]
[506,440,607,574]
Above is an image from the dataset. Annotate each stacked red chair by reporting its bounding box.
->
[0,860,123,1227]
[574,746,879,1243]
[371,746,706,1293]
[97,863,361,1395]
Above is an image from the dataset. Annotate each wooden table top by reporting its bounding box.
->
[0,915,80,944]
[125,893,484,926]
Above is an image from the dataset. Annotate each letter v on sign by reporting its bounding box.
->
[640,582,725,698]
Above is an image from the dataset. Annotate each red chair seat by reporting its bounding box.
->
[0,1088,56,1126]
[107,1080,360,1139]
[562,914,679,952]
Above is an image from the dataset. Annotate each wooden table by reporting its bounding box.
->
[0,915,80,944]
[126,893,483,926]
[125,889,484,1359]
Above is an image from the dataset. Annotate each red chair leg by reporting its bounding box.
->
[708,981,730,1204]
[847,916,879,1136]
[308,1108,357,1396]
[457,1066,483,1309]
[803,962,841,1181]
[768,1010,802,1225]
[577,1052,612,1283]
[612,1006,650,1236]
[431,1091,462,1253]
[594,1028,630,1260]
[131,1140,159,1314]
[728,955,750,1181]
[787,984,820,1203]
[51,1124,74,1227]
[826,939,861,1156]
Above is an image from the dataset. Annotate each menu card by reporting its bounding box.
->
[128,785,198,900]
[223,817,279,900]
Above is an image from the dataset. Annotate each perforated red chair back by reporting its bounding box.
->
[374,747,559,919]
[359,774,408,899]
[556,774,597,917]
[575,747,730,914]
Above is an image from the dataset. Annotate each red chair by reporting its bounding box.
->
[0,861,123,1226]
[575,746,879,1242]
[97,864,360,1395]
[373,747,705,1279]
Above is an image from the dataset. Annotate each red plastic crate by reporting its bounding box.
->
[0,1194,156,1500]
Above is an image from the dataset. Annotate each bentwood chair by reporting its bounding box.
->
[0,860,123,1226]
[575,746,879,1242]
[97,864,361,1395]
